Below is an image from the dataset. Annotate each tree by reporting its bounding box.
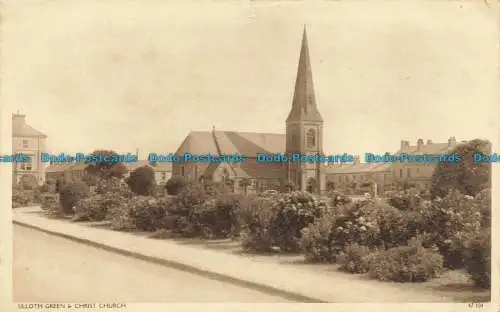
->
[126,165,157,196]
[239,178,251,196]
[165,175,188,195]
[81,173,98,187]
[431,139,491,199]
[84,150,127,180]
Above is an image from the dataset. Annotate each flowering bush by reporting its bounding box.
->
[421,190,482,269]
[337,243,372,273]
[462,228,490,288]
[328,191,352,207]
[109,196,171,232]
[239,191,327,253]
[387,189,424,211]
[40,193,58,210]
[74,192,124,222]
[364,238,444,283]
[300,210,340,263]
[12,190,31,208]
[475,188,491,228]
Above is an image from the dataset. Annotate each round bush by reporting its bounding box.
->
[59,181,90,214]
[126,166,157,196]
[165,175,188,195]
[364,238,444,283]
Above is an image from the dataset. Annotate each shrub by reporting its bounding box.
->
[126,166,157,196]
[422,190,482,269]
[12,190,31,208]
[239,195,276,252]
[239,191,327,253]
[462,228,490,288]
[59,181,90,214]
[40,193,58,210]
[329,191,352,207]
[300,210,340,263]
[109,196,171,232]
[337,243,372,273]
[365,238,444,283]
[74,192,123,222]
[165,175,188,195]
[39,183,51,193]
[387,189,423,211]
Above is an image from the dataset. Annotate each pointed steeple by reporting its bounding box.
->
[286,26,323,123]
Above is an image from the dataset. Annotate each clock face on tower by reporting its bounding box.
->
[306,128,316,149]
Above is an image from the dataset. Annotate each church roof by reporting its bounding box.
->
[175,131,286,157]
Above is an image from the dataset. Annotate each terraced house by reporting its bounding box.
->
[12,112,47,185]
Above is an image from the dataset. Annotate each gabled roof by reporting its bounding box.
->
[176,131,286,157]
[13,124,47,138]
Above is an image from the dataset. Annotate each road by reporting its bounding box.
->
[13,225,292,302]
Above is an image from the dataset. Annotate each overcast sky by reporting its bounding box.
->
[2,0,498,158]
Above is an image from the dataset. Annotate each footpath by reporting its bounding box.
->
[12,207,452,303]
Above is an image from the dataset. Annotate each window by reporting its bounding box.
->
[306,129,316,148]
[181,166,185,177]
[416,168,420,174]
[407,168,411,178]
[22,140,28,148]
[399,169,403,178]
[162,172,167,180]
[26,163,32,171]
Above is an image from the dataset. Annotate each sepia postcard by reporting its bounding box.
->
[1,0,498,312]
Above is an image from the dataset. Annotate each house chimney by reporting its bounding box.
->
[212,125,215,133]
[12,112,26,132]
[417,139,424,150]
[427,139,432,144]
[400,140,410,149]
[448,136,456,146]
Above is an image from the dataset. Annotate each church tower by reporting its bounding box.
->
[286,26,325,194]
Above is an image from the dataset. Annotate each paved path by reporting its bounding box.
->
[13,225,292,302]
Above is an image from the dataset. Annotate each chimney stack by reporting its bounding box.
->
[12,112,26,131]
[448,136,456,146]
[400,140,410,149]
[417,139,424,150]
[212,125,215,133]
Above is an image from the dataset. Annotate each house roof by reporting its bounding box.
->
[324,162,392,175]
[13,124,47,138]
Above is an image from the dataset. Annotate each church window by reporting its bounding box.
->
[306,129,316,148]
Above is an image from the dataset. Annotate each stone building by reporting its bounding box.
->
[173,28,327,194]
[12,112,47,185]
[391,137,461,190]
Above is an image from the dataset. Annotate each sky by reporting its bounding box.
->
[2,0,498,159]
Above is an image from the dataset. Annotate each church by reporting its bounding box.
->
[172,28,327,194]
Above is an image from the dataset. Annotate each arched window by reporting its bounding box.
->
[306,129,316,148]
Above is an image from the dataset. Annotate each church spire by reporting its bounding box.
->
[286,26,323,123]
